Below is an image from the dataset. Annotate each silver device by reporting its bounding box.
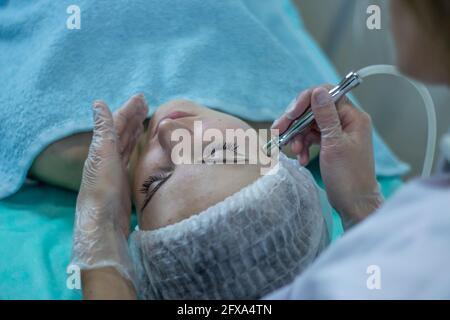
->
[264,71,363,155]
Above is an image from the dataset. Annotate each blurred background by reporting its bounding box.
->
[294,0,450,178]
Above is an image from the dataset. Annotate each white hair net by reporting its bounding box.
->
[128,154,332,299]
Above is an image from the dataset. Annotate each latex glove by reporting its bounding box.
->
[272,87,384,228]
[71,95,148,283]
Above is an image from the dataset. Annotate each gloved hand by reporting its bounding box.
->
[272,87,384,228]
[71,94,148,283]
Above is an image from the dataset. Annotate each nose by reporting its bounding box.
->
[157,117,195,154]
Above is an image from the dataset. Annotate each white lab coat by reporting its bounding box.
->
[265,132,450,299]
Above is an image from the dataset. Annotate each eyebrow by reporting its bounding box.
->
[140,174,172,211]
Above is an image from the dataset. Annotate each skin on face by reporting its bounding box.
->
[390,0,450,84]
[130,100,265,231]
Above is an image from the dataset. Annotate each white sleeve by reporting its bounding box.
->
[263,179,450,300]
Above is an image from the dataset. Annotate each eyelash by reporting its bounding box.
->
[140,173,171,210]
[207,142,238,157]
[140,174,164,194]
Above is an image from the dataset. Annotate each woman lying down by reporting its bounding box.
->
[30,94,330,299]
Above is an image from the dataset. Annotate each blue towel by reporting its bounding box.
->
[0,0,408,199]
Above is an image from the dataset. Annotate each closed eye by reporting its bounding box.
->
[202,142,246,164]
[140,173,172,211]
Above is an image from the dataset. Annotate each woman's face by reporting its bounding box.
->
[130,100,263,230]
[390,0,449,84]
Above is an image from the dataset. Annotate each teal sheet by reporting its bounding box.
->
[0,160,403,300]
[0,182,80,299]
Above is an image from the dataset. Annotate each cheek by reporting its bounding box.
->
[139,182,193,230]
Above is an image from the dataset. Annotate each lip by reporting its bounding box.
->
[155,111,195,133]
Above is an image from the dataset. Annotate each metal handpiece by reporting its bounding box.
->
[264,71,363,154]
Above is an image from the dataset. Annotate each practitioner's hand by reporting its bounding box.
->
[272,87,383,227]
[71,94,148,282]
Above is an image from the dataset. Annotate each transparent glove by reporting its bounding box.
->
[71,95,148,283]
[272,87,384,228]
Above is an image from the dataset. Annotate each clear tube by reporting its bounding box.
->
[357,64,437,177]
